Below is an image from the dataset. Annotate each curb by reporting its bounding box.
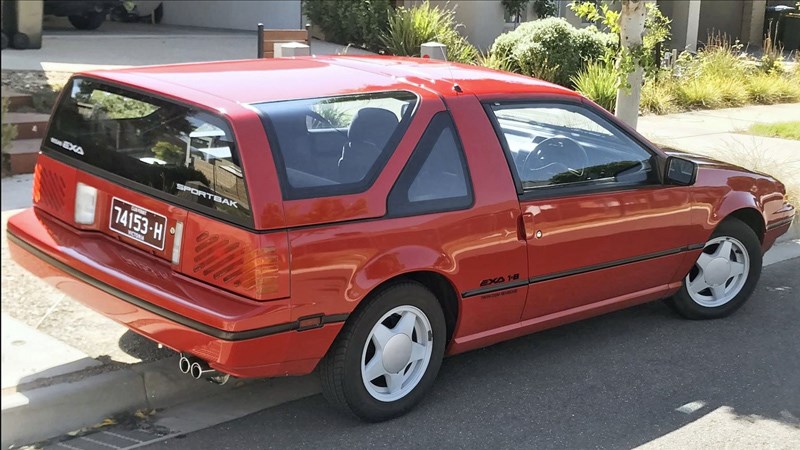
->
[0,357,237,448]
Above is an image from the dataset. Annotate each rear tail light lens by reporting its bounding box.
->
[171,221,184,265]
[74,183,97,225]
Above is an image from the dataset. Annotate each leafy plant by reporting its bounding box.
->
[489,17,613,86]
[478,49,516,72]
[532,0,556,18]
[572,59,618,112]
[640,76,677,115]
[303,0,391,52]
[151,141,184,165]
[502,0,529,25]
[381,1,478,64]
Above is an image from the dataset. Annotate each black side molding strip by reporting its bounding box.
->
[7,231,348,342]
[461,280,529,299]
[462,244,704,298]
[767,217,794,230]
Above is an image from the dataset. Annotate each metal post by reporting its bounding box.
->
[257,23,264,58]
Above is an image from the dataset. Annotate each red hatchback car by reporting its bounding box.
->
[7,56,795,421]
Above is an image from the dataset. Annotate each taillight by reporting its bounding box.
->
[33,164,42,204]
[74,182,97,225]
[171,221,184,265]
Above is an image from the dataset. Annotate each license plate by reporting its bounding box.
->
[109,197,167,251]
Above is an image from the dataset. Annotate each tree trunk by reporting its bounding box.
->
[615,0,648,129]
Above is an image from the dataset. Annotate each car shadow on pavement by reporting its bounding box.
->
[117,330,174,362]
[150,259,800,449]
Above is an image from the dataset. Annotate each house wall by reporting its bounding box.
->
[697,0,745,43]
[160,0,302,31]
[659,0,690,50]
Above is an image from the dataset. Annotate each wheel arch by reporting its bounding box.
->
[725,207,766,243]
[347,270,460,347]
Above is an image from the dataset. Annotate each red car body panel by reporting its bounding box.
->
[6,56,794,379]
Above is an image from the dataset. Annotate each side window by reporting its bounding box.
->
[255,91,418,200]
[388,113,473,216]
[487,102,656,190]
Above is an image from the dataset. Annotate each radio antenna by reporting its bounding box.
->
[439,44,462,93]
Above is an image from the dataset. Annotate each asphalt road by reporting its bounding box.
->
[147,259,800,449]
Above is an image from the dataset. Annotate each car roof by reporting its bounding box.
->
[81,55,579,106]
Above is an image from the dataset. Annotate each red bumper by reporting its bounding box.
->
[6,208,344,378]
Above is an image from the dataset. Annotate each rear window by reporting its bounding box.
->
[254,91,418,200]
[45,77,251,224]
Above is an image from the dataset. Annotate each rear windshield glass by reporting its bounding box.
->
[45,77,251,224]
[254,91,418,200]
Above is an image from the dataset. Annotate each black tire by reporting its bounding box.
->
[68,12,106,30]
[668,218,762,319]
[11,33,29,49]
[1,32,8,50]
[320,281,446,422]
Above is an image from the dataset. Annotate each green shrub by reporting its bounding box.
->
[477,49,516,72]
[304,0,391,52]
[675,77,724,109]
[641,77,677,115]
[489,18,614,87]
[572,61,617,112]
[745,74,783,104]
[380,1,478,64]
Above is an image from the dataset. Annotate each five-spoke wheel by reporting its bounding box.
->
[669,218,762,319]
[361,305,433,402]
[320,282,446,421]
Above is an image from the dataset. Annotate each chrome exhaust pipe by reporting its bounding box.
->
[178,354,194,374]
[190,361,217,380]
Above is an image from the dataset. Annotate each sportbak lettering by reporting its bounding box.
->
[176,183,239,208]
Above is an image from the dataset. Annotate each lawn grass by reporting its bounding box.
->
[747,121,800,140]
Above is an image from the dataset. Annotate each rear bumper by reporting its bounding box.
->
[6,208,345,378]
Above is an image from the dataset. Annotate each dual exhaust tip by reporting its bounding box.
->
[179,354,229,384]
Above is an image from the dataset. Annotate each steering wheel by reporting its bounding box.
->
[521,137,589,184]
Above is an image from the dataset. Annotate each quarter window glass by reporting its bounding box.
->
[388,113,472,216]
[489,103,655,190]
[255,92,418,200]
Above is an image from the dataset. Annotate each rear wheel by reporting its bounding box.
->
[669,218,762,319]
[320,282,446,421]
[68,12,106,30]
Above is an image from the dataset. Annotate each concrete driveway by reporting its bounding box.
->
[1,17,372,72]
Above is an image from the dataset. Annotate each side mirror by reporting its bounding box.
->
[665,156,697,186]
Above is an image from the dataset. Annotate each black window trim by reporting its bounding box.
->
[42,75,255,229]
[253,90,421,201]
[387,111,475,218]
[482,96,668,198]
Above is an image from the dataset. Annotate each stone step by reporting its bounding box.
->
[4,139,41,175]
[2,112,50,140]
[1,88,34,111]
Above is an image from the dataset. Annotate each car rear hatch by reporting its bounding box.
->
[35,76,289,301]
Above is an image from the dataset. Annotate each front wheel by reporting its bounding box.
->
[320,282,446,421]
[669,218,762,319]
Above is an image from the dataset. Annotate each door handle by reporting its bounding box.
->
[521,212,535,240]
